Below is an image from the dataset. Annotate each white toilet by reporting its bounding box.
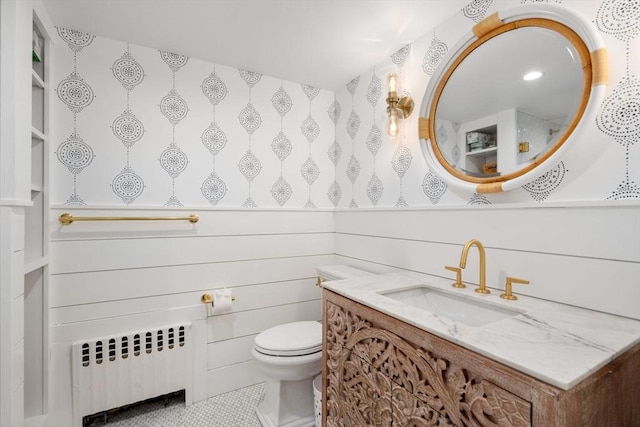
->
[252,265,372,427]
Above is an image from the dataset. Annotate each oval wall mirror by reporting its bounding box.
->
[419,4,608,193]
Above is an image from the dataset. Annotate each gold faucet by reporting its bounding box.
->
[444,265,465,288]
[500,276,529,300]
[459,239,490,294]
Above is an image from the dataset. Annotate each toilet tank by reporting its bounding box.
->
[315,265,373,281]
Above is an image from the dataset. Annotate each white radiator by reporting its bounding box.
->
[71,323,192,426]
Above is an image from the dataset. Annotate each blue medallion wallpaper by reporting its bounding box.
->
[52,32,337,208]
[51,0,639,209]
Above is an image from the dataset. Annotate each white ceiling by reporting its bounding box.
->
[41,0,468,90]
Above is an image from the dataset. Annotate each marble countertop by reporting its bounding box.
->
[322,272,640,390]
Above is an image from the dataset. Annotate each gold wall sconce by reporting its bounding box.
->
[518,141,530,153]
[386,73,414,137]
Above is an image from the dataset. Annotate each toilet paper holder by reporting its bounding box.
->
[201,293,236,304]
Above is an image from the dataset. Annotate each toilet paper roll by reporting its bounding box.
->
[207,288,233,316]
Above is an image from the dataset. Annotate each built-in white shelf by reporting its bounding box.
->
[31,127,45,141]
[25,10,50,422]
[31,69,45,89]
[24,414,47,427]
[466,146,497,158]
[24,256,48,275]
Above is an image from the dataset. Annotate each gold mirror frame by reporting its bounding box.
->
[419,6,608,194]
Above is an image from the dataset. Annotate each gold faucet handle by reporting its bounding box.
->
[445,265,465,288]
[500,276,529,300]
[316,276,326,287]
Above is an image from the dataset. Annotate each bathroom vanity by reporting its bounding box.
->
[321,273,640,426]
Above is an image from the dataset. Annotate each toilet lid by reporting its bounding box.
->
[254,321,322,356]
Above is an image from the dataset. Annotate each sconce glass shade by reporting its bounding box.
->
[386,72,413,137]
[387,107,402,137]
[388,73,399,93]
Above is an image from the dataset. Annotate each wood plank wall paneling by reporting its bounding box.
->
[208,360,262,397]
[45,203,640,426]
[334,204,639,262]
[50,256,329,308]
[51,277,322,325]
[51,208,334,238]
[205,300,322,395]
[334,204,640,320]
[50,233,334,274]
[207,300,321,342]
[47,208,335,425]
[208,335,255,369]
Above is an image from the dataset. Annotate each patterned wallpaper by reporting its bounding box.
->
[334,0,640,207]
[51,0,639,209]
[51,32,336,208]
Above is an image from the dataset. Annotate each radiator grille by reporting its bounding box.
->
[71,324,191,427]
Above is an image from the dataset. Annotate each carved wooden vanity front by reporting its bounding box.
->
[322,290,639,427]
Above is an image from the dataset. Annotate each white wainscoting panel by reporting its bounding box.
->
[207,300,321,343]
[47,208,335,427]
[207,360,262,397]
[334,203,640,320]
[208,335,256,370]
[50,233,333,274]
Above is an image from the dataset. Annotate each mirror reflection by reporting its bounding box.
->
[434,26,585,178]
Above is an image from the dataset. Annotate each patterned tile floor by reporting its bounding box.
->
[85,383,265,427]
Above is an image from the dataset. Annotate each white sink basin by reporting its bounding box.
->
[379,286,521,327]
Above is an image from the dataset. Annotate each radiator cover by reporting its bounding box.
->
[71,323,192,426]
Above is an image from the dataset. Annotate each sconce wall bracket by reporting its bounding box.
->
[398,95,414,118]
[386,91,414,118]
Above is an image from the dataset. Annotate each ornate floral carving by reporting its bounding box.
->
[325,301,531,427]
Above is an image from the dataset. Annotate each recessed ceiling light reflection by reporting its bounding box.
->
[523,71,543,81]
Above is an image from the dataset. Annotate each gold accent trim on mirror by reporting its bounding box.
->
[472,12,505,38]
[476,182,504,193]
[418,117,430,139]
[426,18,593,185]
[591,48,609,86]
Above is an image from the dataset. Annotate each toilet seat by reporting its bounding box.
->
[254,321,322,357]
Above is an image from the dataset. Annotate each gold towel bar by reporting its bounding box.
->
[59,212,199,225]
